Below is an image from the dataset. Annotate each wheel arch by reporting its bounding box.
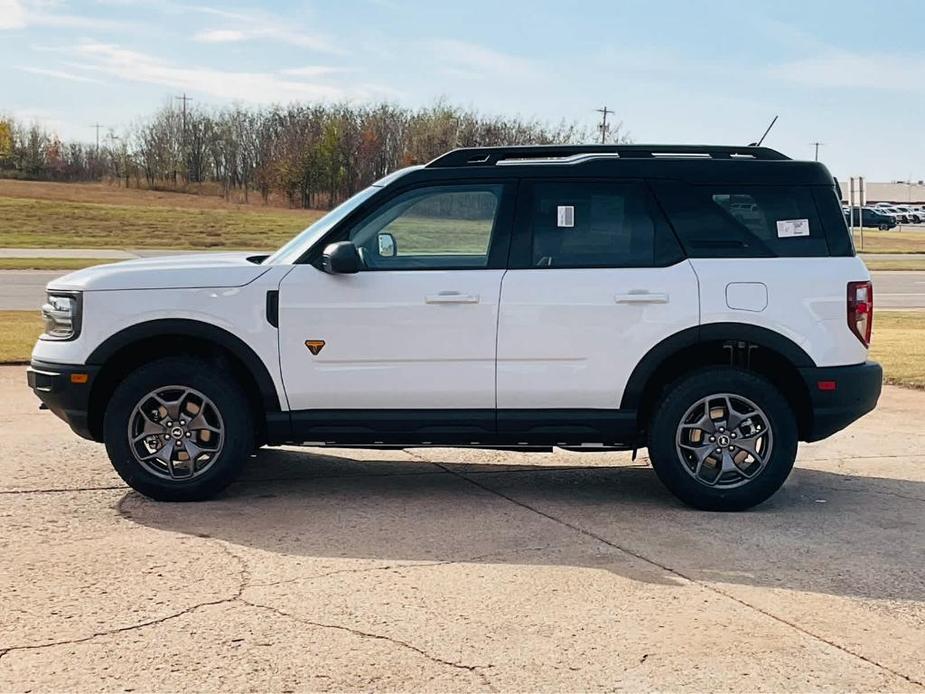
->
[85,319,281,442]
[623,323,815,439]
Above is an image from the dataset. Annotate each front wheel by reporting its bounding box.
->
[103,357,254,501]
[647,368,797,511]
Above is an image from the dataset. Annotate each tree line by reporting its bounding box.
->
[0,102,627,209]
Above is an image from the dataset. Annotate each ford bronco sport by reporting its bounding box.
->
[27,144,882,510]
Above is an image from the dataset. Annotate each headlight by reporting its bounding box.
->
[40,292,82,341]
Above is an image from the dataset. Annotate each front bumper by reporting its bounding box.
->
[799,361,882,442]
[27,360,101,441]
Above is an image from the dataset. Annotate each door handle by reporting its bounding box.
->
[425,292,480,304]
[615,291,669,304]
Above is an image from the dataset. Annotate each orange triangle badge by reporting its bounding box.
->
[305,340,326,355]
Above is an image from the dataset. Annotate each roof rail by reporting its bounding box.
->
[426,144,790,167]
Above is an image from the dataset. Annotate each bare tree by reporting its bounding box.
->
[0,101,626,207]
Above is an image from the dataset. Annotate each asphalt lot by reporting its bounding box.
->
[2,268,925,310]
[1,365,922,691]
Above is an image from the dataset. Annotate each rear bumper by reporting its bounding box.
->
[27,360,100,441]
[799,361,882,442]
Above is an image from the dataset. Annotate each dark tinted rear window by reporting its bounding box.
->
[654,182,830,257]
[526,181,683,268]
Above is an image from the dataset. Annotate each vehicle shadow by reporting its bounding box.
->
[120,446,925,603]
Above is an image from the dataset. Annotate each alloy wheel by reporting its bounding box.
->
[127,386,225,481]
[675,393,773,488]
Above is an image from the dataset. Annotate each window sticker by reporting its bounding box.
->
[557,205,575,228]
[776,218,810,238]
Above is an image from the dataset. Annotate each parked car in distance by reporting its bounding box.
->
[844,206,898,230]
[28,144,882,512]
[894,206,922,224]
[869,203,911,223]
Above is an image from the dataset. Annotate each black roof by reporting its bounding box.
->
[396,144,835,187]
[427,144,790,167]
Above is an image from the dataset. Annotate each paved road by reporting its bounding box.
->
[1,365,923,690]
[0,248,214,259]
[3,268,924,310]
[872,271,925,309]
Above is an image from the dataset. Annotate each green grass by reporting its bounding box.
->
[853,230,925,254]
[0,257,120,270]
[870,311,925,389]
[384,216,492,255]
[0,197,321,250]
[0,311,41,363]
[863,258,925,271]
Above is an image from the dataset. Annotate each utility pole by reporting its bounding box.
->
[175,93,192,133]
[809,141,824,161]
[175,93,193,183]
[595,106,612,144]
[90,123,103,154]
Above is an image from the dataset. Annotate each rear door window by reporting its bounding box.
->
[523,180,683,268]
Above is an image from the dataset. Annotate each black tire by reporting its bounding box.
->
[103,356,254,501]
[647,367,797,511]
[879,223,889,231]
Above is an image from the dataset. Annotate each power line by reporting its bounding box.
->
[595,106,612,144]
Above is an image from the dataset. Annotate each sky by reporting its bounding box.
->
[1,0,923,181]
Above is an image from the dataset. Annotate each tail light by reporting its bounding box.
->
[847,281,873,347]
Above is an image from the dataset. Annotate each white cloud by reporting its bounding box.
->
[185,5,340,53]
[1,0,133,30]
[16,65,108,84]
[424,39,539,81]
[192,24,338,52]
[62,41,385,103]
[0,0,27,29]
[193,29,246,43]
[768,51,925,92]
[280,65,352,78]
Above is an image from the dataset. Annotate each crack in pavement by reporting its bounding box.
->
[238,598,496,691]
[411,454,925,690]
[0,596,235,664]
[0,535,500,689]
[0,485,126,495]
[0,538,250,664]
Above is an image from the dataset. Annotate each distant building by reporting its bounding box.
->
[840,181,925,204]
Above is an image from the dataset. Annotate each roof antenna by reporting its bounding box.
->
[749,115,778,147]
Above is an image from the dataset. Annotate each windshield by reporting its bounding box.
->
[262,186,380,265]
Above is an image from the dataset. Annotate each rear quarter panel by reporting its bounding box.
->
[690,256,871,366]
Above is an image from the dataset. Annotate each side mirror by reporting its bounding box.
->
[322,241,362,274]
[377,232,397,258]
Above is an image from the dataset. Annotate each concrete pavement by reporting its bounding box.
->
[0,364,923,691]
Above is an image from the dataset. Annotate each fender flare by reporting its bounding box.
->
[87,318,281,410]
[620,323,815,410]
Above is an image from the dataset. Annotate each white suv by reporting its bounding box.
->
[28,145,882,511]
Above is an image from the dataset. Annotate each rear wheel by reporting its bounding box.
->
[647,367,797,511]
[103,357,254,501]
